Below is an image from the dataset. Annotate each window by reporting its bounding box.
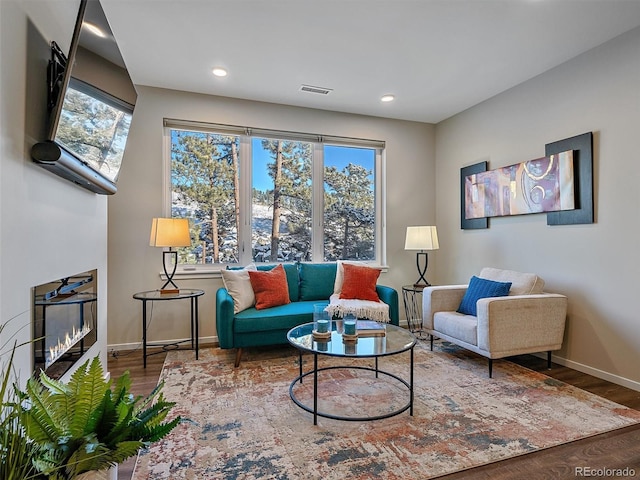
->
[170,130,240,264]
[323,145,376,261]
[252,138,313,262]
[165,120,385,268]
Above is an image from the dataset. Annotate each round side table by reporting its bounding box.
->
[132,289,204,368]
[402,285,427,337]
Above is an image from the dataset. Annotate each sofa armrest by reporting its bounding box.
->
[422,285,467,329]
[376,285,399,326]
[476,294,568,353]
[215,288,235,349]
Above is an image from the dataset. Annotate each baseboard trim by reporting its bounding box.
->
[534,352,640,393]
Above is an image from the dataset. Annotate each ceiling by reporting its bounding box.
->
[100,0,640,124]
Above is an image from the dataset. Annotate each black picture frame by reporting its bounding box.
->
[460,161,488,230]
[545,132,594,225]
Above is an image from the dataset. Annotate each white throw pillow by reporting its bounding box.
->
[221,264,257,313]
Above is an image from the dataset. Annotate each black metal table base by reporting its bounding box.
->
[289,349,414,425]
[144,339,195,356]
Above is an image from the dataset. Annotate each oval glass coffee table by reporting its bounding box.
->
[287,322,416,425]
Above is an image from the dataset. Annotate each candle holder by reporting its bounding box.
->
[343,313,357,336]
[342,333,358,343]
[313,304,332,340]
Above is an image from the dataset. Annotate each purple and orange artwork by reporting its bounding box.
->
[465,150,575,219]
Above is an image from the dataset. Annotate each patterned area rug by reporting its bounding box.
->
[132,340,640,479]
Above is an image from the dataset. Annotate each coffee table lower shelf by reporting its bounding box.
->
[289,355,414,425]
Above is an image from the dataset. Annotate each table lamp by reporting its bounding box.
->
[404,225,439,288]
[149,218,191,294]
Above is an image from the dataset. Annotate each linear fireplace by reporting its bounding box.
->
[32,269,98,379]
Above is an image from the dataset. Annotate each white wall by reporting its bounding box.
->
[435,27,640,388]
[107,87,435,348]
[1,0,108,386]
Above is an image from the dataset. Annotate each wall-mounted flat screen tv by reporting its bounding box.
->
[31,0,137,195]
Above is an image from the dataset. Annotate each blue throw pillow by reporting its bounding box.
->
[457,276,512,316]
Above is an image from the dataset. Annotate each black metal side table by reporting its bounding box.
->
[402,285,427,337]
[132,289,204,368]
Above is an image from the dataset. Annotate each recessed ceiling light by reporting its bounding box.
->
[212,67,228,77]
[83,22,106,38]
[381,94,395,103]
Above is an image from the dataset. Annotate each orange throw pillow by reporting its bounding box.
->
[248,264,291,310]
[339,263,381,302]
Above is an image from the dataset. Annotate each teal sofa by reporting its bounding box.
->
[216,262,399,366]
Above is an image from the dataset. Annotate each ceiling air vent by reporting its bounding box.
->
[300,84,333,95]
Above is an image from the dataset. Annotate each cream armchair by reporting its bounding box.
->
[422,267,567,377]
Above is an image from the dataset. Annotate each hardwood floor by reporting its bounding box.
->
[108,343,640,480]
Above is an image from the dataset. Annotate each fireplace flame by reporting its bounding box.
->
[46,323,93,368]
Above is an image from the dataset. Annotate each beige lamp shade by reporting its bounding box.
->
[404,226,439,251]
[149,218,191,248]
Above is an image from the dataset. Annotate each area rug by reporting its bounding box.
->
[132,340,640,479]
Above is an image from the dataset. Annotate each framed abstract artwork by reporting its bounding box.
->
[460,132,594,229]
[460,161,488,230]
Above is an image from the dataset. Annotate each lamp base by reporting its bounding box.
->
[160,250,180,295]
[160,288,180,295]
[413,251,432,289]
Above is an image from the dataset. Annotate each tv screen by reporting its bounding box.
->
[31,0,137,194]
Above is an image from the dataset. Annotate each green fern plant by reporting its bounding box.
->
[18,356,180,480]
[1,341,42,480]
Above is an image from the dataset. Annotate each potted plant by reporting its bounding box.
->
[9,355,179,480]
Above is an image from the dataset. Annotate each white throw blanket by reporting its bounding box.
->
[325,294,390,323]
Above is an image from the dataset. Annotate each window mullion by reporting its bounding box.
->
[312,143,324,262]
[239,134,252,264]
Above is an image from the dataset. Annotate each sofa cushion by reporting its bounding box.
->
[220,263,257,313]
[339,263,381,302]
[479,267,544,295]
[255,263,300,302]
[457,275,511,316]
[249,264,291,310]
[434,311,478,346]
[299,263,337,301]
[234,300,328,333]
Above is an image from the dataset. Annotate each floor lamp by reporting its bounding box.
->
[149,218,191,294]
[405,226,439,288]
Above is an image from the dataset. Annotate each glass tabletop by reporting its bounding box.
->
[287,322,416,358]
[132,289,204,301]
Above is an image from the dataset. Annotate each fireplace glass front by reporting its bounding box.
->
[32,269,98,379]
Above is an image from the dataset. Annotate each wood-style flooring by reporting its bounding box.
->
[108,342,640,480]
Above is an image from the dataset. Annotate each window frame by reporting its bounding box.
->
[162,119,387,275]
